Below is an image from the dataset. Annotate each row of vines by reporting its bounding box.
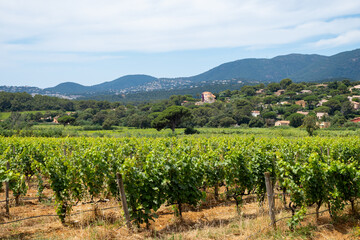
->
[1,136,360,229]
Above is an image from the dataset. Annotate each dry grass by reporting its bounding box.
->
[1,185,360,240]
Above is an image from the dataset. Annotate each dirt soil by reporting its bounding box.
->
[1,185,360,240]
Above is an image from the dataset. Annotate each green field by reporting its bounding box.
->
[28,124,360,138]
[0,112,11,120]
[0,110,57,120]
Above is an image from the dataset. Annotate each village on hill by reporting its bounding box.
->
[1,78,360,133]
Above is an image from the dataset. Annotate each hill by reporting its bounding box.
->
[187,54,327,82]
[187,49,360,82]
[92,74,158,91]
[44,82,90,94]
[44,74,158,94]
[5,48,360,99]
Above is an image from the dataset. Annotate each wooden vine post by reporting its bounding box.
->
[264,172,276,229]
[116,172,132,229]
[5,161,10,216]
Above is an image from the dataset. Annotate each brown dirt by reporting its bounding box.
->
[1,184,360,240]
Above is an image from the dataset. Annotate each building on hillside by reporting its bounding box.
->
[280,101,290,105]
[316,112,328,119]
[275,120,290,126]
[300,90,312,94]
[195,91,216,105]
[181,101,189,106]
[53,116,59,124]
[351,101,360,110]
[315,84,328,88]
[296,111,309,116]
[295,100,306,108]
[251,110,260,117]
[275,89,285,96]
[348,95,360,101]
[317,99,328,107]
[256,89,265,95]
[318,122,331,129]
[350,85,360,92]
[350,117,360,123]
[201,91,216,103]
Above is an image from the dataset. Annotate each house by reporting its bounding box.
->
[280,101,290,105]
[350,117,360,123]
[256,89,265,95]
[300,90,312,94]
[195,91,216,105]
[347,95,360,101]
[350,85,360,92]
[295,100,306,108]
[316,112,328,119]
[251,111,260,117]
[296,111,309,116]
[275,120,290,126]
[181,101,189,106]
[317,99,328,107]
[53,116,59,124]
[315,84,328,88]
[275,89,285,96]
[352,101,360,110]
[318,122,331,129]
[201,91,216,103]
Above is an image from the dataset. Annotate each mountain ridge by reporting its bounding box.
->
[7,48,360,97]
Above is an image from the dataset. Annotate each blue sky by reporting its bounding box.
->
[1,0,360,88]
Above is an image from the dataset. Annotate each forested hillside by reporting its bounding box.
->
[1,78,360,136]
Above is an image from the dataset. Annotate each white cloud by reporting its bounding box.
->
[0,0,360,54]
[312,30,360,48]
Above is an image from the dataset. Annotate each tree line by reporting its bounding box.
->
[1,78,360,133]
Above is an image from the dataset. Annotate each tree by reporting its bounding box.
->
[240,86,256,96]
[92,110,108,125]
[102,118,115,130]
[249,117,264,128]
[303,115,318,136]
[286,83,304,92]
[337,83,349,94]
[263,96,278,104]
[285,91,297,100]
[323,99,341,115]
[287,113,305,128]
[219,117,237,127]
[331,114,346,127]
[303,95,318,110]
[262,111,277,119]
[267,83,281,92]
[57,115,75,127]
[280,78,293,89]
[169,95,186,106]
[151,106,192,133]
[328,81,338,89]
[341,101,354,118]
[314,106,330,113]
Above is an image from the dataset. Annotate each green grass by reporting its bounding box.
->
[26,124,360,138]
[0,110,59,120]
[0,112,11,120]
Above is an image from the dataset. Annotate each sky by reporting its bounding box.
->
[1,0,360,88]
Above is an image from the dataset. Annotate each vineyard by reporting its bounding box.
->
[1,136,360,239]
